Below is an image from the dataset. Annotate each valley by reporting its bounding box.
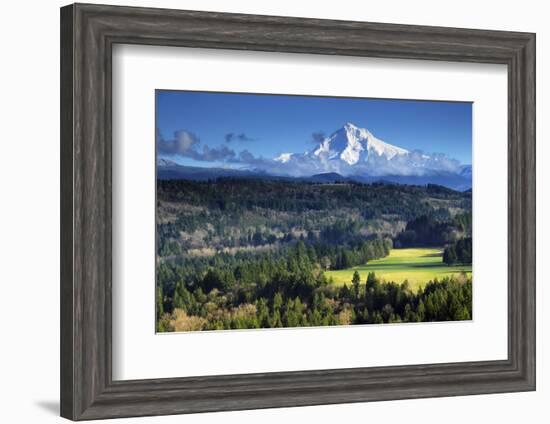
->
[156,177,473,332]
[326,247,472,291]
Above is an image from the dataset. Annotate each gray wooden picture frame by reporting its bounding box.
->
[60,3,536,421]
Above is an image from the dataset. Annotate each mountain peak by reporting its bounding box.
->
[313,123,408,165]
[343,121,359,130]
[157,158,178,167]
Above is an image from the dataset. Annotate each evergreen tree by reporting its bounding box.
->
[366,272,377,290]
[156,285,164,319]
[352,270,361,299]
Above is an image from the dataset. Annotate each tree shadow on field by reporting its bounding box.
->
[366,262,442,270]
[422,252,442,257]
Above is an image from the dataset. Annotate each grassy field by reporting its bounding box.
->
[325,247,472,291]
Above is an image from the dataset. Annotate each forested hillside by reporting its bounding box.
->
[156,178,472,332]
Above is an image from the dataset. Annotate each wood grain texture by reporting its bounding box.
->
[60,3,536,420]
[60,4,75,419]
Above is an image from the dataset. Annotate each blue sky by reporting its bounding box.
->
[156,90,472,167]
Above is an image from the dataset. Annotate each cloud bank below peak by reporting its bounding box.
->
[157,129,272,167]
[157,123,471,182]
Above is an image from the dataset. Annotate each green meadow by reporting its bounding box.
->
[325,247,472,291]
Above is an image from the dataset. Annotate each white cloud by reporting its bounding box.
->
[157,129,237,162]
[156,126,468,182]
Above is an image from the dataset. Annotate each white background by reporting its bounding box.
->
[113,45,508,380]
[0,0,547,423]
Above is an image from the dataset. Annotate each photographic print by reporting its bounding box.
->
[155,90,473,332]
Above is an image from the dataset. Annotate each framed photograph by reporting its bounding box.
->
[154,90,475,334]
[60,3,535,420]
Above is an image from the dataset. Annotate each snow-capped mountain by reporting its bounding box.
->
[312,122,408,164]
[274,122,410,168]
[158,122,472,190]
[157,158,178,167]
[273,122,466,181]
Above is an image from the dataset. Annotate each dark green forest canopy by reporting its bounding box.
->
[158,178,470,217]
[157,178,471,254]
